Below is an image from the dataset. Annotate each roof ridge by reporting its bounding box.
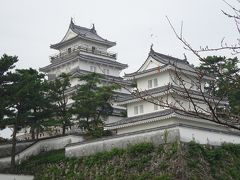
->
[151,50,187,63]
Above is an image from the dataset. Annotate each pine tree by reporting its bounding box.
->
[71,73,117,137]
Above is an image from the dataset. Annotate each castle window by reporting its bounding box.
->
[134,106,138,115]
[154,103,159,111]
[148,80,152,89]
[154,78,158,87]
[68,47,72,54]
[134,105,144,115]
[103,69,110,75]
[92,46,96,52]
[139,105,144,114]
[148,78,158,89]
[90,66,97,72]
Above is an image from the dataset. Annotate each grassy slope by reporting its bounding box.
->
[14,142,240,180]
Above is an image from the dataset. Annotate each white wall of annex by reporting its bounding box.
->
[127,99,167,117]
[169,70,206,91]
[136,71,170,91]
[117,119,176,135]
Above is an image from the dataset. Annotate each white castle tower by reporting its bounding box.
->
[40,19,132,126]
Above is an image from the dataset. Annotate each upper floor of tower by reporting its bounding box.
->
[49,19,117,62]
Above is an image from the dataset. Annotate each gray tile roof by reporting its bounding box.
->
[124,48,194,78]
[40,53,128,72]
[149,48,189,65]
[105,108,214,127]
[117,85,212,102]
[105,109,175,127]
[78,54,128,69]
[69,67,131,85]
[51,20,116,49]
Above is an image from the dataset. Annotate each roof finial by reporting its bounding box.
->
[183,53,187,60]
[90,23,97,34]
[70,17,75,28]
[150,43,154,52]
[71,17,74,24]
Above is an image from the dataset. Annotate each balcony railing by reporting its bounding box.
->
[50,46,117,63]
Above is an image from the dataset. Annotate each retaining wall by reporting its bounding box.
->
[0,141,34,158]
[65,127,180,157]
[0,135,84,170]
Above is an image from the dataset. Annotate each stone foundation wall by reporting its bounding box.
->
[0,135,84,170]
[0,141,33,158]
[65,127,180,157]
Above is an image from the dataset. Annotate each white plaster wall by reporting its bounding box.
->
[169,95,210,114]
[138,56,163,72]
[78,60,120,77]
[127,97,168,118]
[169,71,206,91]
[136,71,170,91]
[179,127,240,145]
[48,60,79,77]
[117,119,176,135]
[0,174,34,180]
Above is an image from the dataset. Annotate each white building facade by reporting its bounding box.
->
[17,20,132,141]
[105,47,240,145]
[39,20,131,126]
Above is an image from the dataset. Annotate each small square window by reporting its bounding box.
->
[148,80,152,89]
[134,106,138,115]
[139,105,144,114]
[154,78,158,87]
[103,69,110,75]
[90,66,96,72]
[154,104,158,111]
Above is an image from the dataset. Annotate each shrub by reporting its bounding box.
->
[127,142,154,156]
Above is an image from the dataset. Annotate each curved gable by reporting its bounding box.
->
[61,28,78,42]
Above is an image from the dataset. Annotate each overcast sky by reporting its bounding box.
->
[0,0,239,138]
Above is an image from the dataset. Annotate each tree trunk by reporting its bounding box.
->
[62,124,66,135]
[30,127,35,140]
[11,124,17,171]
[36,127,39,140]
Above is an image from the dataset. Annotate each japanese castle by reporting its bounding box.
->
[34,20,240,145]
[40,19,131,125]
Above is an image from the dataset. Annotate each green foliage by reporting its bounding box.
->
[127,142,154,156]
[187,141,204,157]
[83,147,125,167]
[18,149,65,169]
[0,54,18,123]
[11,142,240,180]
[199,56,240,114]
[48,73,72,135]
[71,72,117,137]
